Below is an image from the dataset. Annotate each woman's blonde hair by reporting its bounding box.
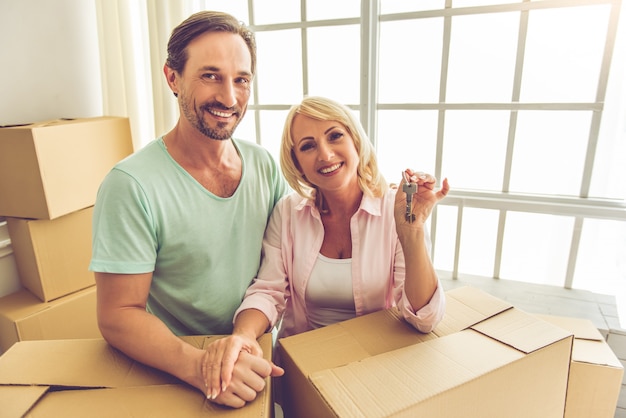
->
[280,96,388,209]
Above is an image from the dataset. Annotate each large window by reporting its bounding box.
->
[201,0,625,297]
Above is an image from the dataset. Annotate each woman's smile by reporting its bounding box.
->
[319,162,343,175]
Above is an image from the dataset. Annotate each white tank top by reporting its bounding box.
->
[305,253,356,329]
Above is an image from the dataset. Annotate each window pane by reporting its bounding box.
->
[458,208,499,277]
[379,18,443,103]
[433,205,458,271]
[593,0,626,201]
[376,110,439,184]
[520,5,611,102]
[590,126,626,199]
[510,110,591,196]
[380,1,444,14]
[253,0,299,25]
[500,212,573,287]
[591,40,626,200]
[442,110,510,191]
[307,25,360,103]
[307,0,360,20]
[258,110,289,162]
[573,219,626,296]
[256,30,304,104]
[234,110,257,143]
[241,0,626,302]
[447,12,518,102]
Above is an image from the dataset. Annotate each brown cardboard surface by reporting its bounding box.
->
[23,385,266,418]
[0,386,48,418]
[0,334,273,418]
[535,314,605,341]
[429,285,514,337]
[0,338,177,388]
[278,286,574,418]
[281,285,515,380]
[7,206,94,301]
[0,286,100,354]
[0,117,133,220]
[535,314,624,418]
[311,331,572,417]
[23,385,203,418]
[472,307,572,353]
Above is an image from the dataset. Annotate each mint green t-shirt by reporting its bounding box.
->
[89,137,288,335]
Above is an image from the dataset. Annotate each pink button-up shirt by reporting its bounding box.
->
[234,188,445,339]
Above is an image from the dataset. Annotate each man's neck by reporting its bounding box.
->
[164,123,238,170]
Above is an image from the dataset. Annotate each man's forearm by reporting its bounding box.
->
[98,308,206,392]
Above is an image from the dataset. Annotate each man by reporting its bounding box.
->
[89,11,287,408]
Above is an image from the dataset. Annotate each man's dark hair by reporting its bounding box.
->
[165,11,256,76]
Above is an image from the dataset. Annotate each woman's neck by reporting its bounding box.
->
[319,187,363,219]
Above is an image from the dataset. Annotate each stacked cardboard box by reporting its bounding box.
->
[0,117,134,353]
[6,207,94,302]
[0,117,133,220]
[0,333,274,418]
[0,286,99,353]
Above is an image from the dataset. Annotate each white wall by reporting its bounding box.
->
[0,0,103,297]
[0,221,20,297]
[0,0,103,126]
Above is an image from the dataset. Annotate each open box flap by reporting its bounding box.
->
[472,308,573,354]
[1,334,274,418]
[0,339,179,388]
[572,338,623,368]
[534,314,604,341]
[433,286,513,337]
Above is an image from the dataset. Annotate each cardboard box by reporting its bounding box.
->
[0,286,99,354]
[0,333,273,418]
[278,286,574,418]
[7,206,94,302]
[535,314,624,418]
[0,116,133,220]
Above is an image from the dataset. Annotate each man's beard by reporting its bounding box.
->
[182,98,242,141]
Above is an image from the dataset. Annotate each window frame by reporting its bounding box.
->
[245,0,626,290]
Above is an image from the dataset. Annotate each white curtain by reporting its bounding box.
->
[93,0,252,150]
[94,0,191,150]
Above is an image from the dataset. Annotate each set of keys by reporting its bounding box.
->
[402,171,417,223]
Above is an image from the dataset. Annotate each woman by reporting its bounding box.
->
[203,96,449,399]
